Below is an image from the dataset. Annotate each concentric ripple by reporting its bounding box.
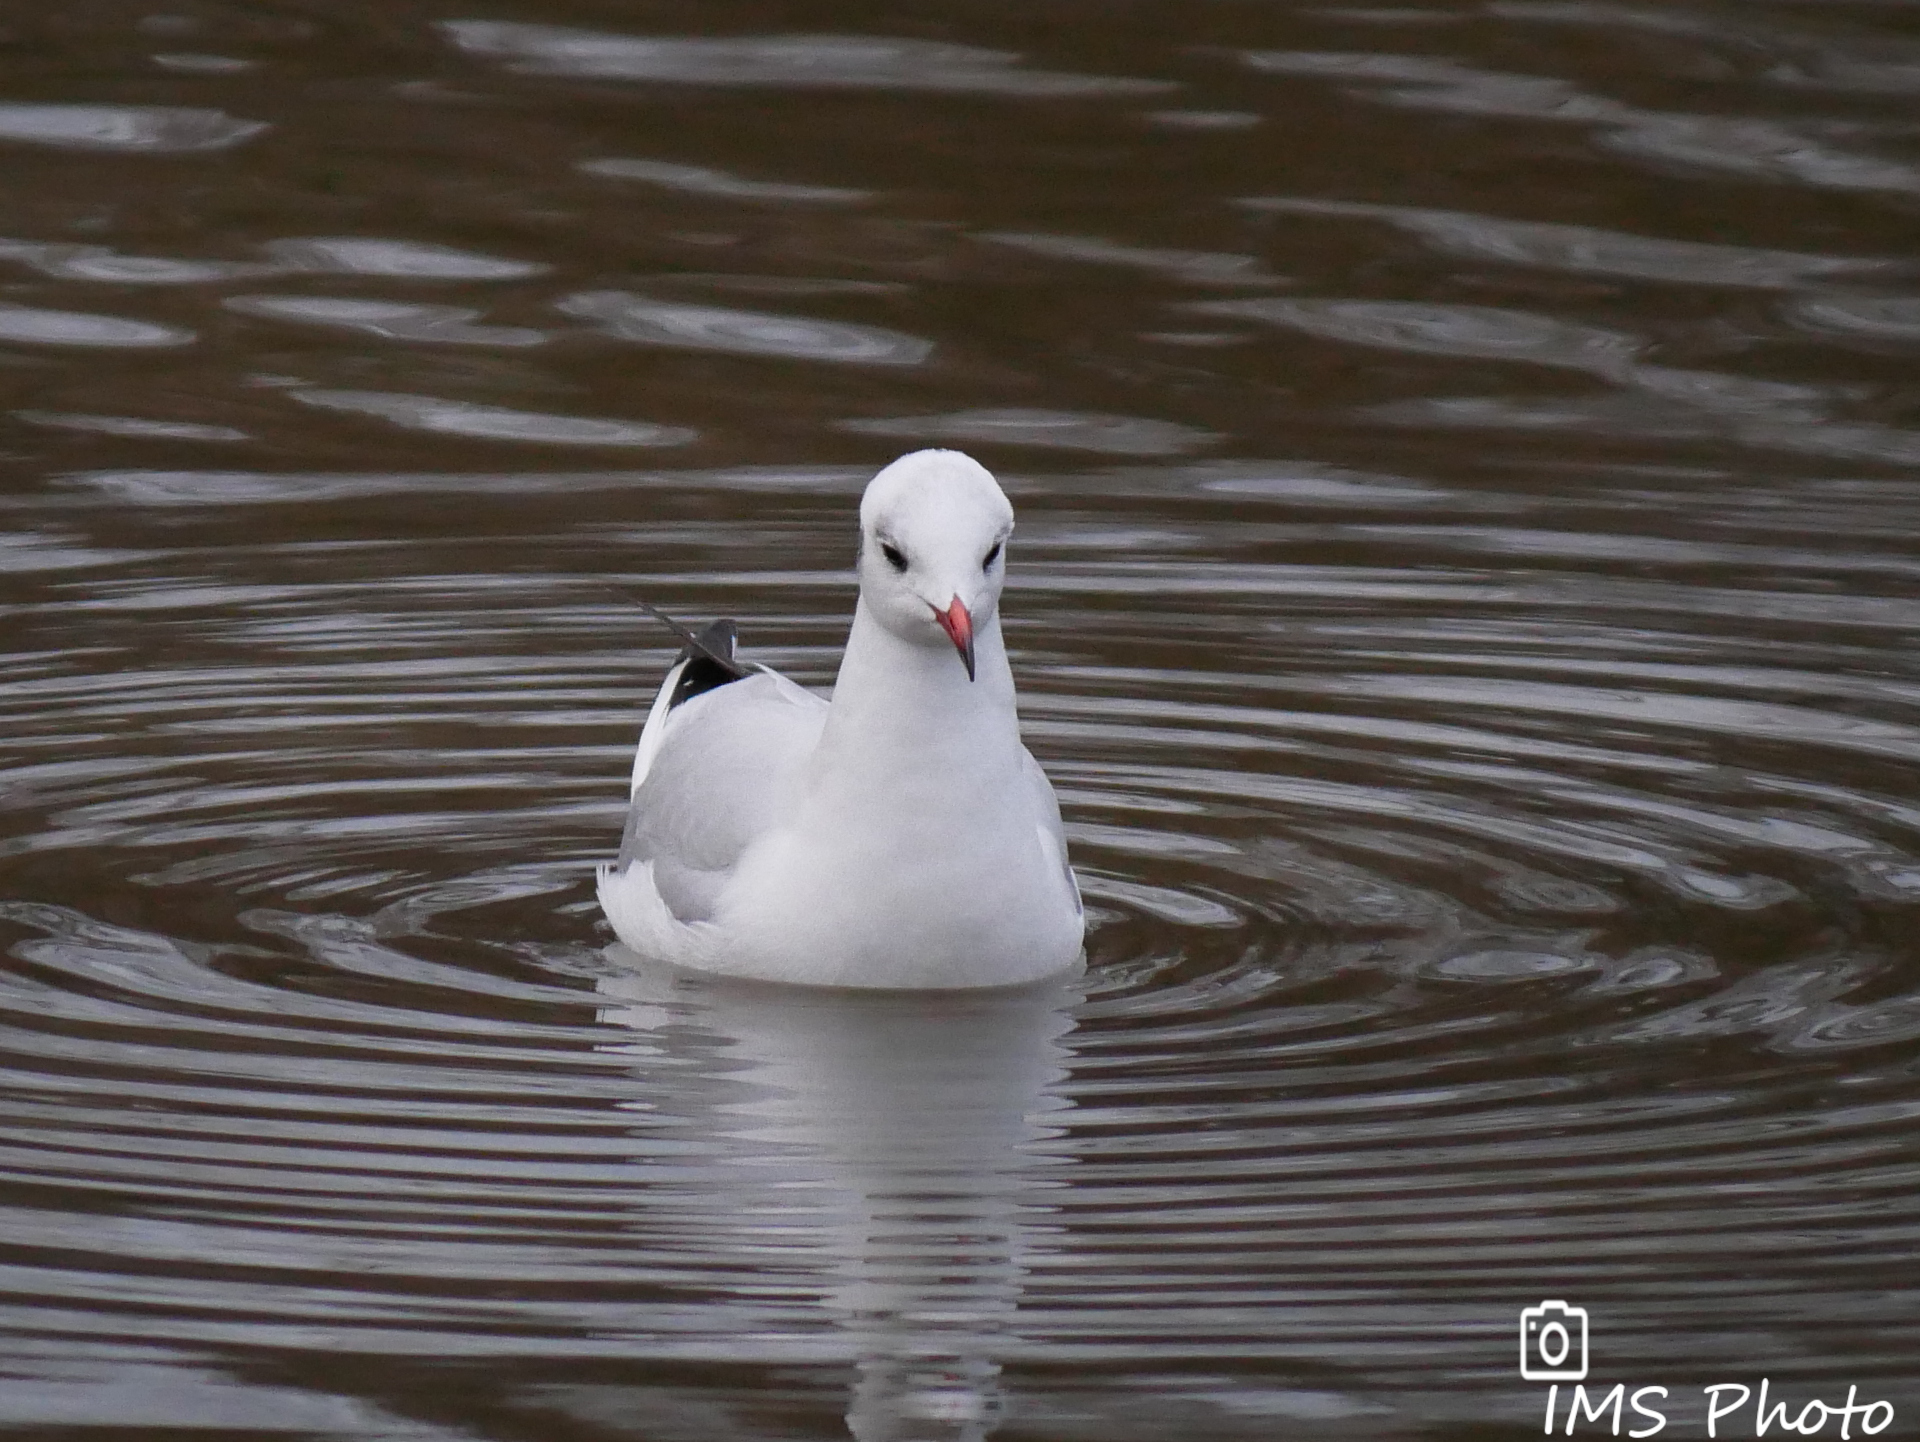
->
[3,456,1917,1434]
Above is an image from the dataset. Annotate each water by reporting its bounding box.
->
[2,2,1918,1437]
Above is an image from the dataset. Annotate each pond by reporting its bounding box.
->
[1,2,1917,1438]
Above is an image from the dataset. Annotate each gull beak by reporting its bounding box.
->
[933,596,975,681]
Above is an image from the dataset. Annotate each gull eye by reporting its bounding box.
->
[880,541,908,573]
[982,541,1002,571]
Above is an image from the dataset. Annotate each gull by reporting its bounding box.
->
[597,449,1084,988]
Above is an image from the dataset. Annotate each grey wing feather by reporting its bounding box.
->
[1023,748,1082,916]
[617,671,828,922]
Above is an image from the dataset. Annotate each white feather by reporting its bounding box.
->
[598,450,1085,989]
[629,656,688,797]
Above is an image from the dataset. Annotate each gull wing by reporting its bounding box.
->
[1023,748,1082,918]
[615,670,828,922]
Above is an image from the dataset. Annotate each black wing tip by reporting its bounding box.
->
[689,618,739,667]
[627,596,749,681]
[669,618,748,710]
[621,593,750,711]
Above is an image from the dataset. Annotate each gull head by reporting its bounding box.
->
[857,449,1015,682]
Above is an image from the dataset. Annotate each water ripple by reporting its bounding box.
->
[580,158,869,205]
[442,21,1174,98]
[1786,294,1920,348]
[1191,297,1641,372]
[558,291,930,365]
[1244,49,1920,196]
[0,304,193,348]
[1,500,1917,1421]
[0,239,264,285]
[261,238,548,281]
[15,411,248,443]
[224,296,547,347]
[842,408,1213,456]
[288,390,696,448]
[0,236,541,286]
[979,231,1279,287]
[1244,198,1903,289]
[0,104,266,153]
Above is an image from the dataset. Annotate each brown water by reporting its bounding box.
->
[3,2,1919,1438]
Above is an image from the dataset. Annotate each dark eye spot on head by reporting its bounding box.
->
[982,541,1002,571]
[880,541,908,573]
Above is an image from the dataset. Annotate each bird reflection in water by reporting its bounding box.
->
[595,960,1080,1441]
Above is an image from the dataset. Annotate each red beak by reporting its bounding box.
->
[933,596,975,681]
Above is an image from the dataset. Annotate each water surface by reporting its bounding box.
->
[3,2,1919,1438]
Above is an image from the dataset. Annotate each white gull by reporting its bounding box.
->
[596,449,1085,988]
